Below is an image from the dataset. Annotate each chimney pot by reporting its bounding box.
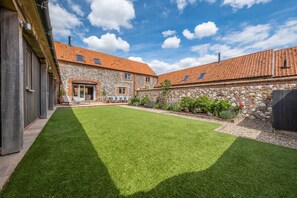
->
[218,52,221,64]
[68,36,72,47]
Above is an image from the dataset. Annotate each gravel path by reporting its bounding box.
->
[121,105,297,150]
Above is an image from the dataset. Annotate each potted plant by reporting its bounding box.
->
[101,88,107,102]
[58,89,66,104]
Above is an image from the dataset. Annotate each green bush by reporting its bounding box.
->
[179,97,195,112]
[171,103,182,112]
[219,110,236,120]
[210,99,232,116]
[162,103,171,110]
[129,96,141,105]
[140,95,151,106]
[144,101,155,108]
[154,103,161,109]
[194,96,212,113]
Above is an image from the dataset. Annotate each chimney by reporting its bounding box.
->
[218,52,221,64]
[68,36,72,47]
[284,59,287,68]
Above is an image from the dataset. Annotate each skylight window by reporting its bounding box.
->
[94,58,101,65]
[182,75,190,81]
[76,55,84,62]
[198,73,206,79]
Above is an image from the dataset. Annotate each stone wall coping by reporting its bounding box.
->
[139,76,297,91]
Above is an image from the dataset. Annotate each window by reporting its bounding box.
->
[76,55,84,62]
[118,87,126,94]
[182,75,190,81]
[25,48,33,89]
[124,73,132,80]
[198,73,206,79]
[145,76,150,83]
[94,58,101,65]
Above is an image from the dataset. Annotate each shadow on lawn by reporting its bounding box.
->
[1,108,296,197]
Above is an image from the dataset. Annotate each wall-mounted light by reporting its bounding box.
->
[19,19,31,31]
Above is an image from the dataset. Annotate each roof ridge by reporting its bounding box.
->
[159,49,275,76]
[55,41,149,66]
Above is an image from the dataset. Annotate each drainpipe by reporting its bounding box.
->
[272,50,275,77]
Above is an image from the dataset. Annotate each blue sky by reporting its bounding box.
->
[49,0,297,74]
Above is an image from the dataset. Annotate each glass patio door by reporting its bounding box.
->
[73,84,95,101]
[79,84,85,100]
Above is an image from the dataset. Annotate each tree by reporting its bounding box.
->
[160,79,171,96]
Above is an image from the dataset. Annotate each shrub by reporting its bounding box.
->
[154,103,161,109]
[144,101,155,108]
[162,103,171,110]
[133,102,140,107]
[179,97,195,112]
[160,80,171,96]
[219,110,236,120]
[171,103,182,112]
[210,99,232,116]
[129,96,140,105]
[194,96,212,113]
[140,95,151,106]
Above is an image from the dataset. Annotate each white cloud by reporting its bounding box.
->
[176,0,216,11]
[223,0,272,9]
[128,56,145,63]
[49,2,82,38]
[129,54,217,74]
[190,20,297,60]
[183,21,219,39]
[249,20,297,50]
[66,0,84,16]
[88,0,135,31]
[182,29,194,40]
[162,36,181,49]
[219,24,271,44]
[83,33,130,53]
[162,30,176,37]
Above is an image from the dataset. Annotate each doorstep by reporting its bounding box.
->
[0,108,57,190]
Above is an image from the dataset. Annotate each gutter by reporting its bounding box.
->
[35,0,61,82]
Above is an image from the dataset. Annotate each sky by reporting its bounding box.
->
[49,0,297,74]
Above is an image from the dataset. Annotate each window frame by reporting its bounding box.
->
[94,58,101,65]
[198,73,206,79]
[182,75,190,81]
[76,55,85,62]
[124,73,132,80]
[145,76,150,83]
[118,87,126,95]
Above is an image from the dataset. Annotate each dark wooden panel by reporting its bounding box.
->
[23,40,40,127]
[273,90,297,132]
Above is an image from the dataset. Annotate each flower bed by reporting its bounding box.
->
[129,95,244,120]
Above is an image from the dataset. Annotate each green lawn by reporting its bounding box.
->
[1,107,297,197]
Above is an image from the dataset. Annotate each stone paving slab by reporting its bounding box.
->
[0,108,56,190]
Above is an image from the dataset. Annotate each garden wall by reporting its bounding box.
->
[138,78,297,120]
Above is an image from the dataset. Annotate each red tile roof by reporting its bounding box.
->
[157,46,297,87]
[54,42,157,76]
[274,46,297,77]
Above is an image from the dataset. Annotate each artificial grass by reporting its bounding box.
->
[1,106,297,197]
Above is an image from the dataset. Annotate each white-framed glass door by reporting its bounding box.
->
[79,84,85,100]
[73,84,96,101]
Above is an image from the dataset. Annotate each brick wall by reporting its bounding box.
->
[138,79,297,120]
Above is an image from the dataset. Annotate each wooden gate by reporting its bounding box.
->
[272,90,297,132]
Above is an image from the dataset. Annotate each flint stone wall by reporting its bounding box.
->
[138,79,297,120]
